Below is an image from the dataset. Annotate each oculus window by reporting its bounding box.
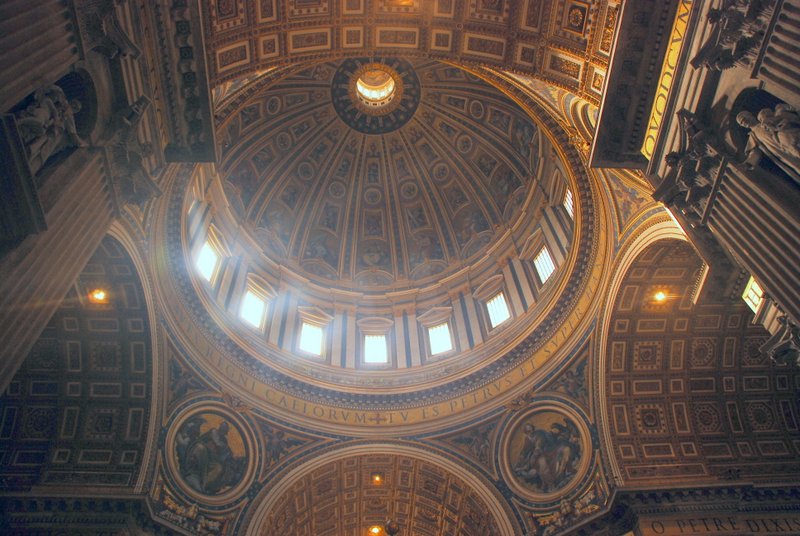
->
[356,69,396,103]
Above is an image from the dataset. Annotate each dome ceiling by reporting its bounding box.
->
[220,58,540,292]
[166,54,601,434]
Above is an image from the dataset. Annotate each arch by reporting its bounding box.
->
[595,215,689,484]
[108,220,164,493]
[0,233,157,492]
[598,224,800,488]
[241,442,522,536]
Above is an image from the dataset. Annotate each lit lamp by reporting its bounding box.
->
[371,472,384,485]
[88,288,109,304]
[367,520,400,536]
[653,290,667,303]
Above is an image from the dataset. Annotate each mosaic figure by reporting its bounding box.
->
[175,414,247,495]
[511,415,582,494]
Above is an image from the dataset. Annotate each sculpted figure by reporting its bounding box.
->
[108,96,162,206]
[737,105,800,183]
[692,0,772,70]
[513,418,581,493]
[761,315,800,367]
[15,85,87,174]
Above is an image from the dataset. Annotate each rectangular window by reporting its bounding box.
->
[240,290,267,330]
[742,276,764,313]
[534,246,556,283]
[428,322,453,355]
[486,292,511,328]
[299,322,324,356]
[196,242,220,282]
[563,188,574,219]
[364,334,388,364]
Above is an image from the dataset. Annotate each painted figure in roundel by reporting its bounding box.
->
[175,413,248,495]
[510,412,582,493]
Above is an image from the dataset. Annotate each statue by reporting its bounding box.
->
[691,0,773,70]
[107,96,162,206]
[760,315,800,367]
[656,111,720,223]
[14,85,88,174]
[737,104,800,184]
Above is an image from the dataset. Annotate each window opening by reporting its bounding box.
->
[534,246,556,283]
[299,322,324,356]
[364,334,389,364]
[486,292,511,328]
[428,322,453,355]
[196,242,220,282]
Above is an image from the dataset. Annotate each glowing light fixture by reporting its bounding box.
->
[653,291,667,302]
[369,526,383,535]
[88,289,108,304]
[371,472,384,484]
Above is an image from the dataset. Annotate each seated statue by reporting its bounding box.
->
[737,104,800,184]
[14,85,87,174]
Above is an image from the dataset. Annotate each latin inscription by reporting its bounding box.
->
[641,0,691,159]
[644,515,800,535]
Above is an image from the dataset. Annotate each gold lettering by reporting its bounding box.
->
[641,0,691,159]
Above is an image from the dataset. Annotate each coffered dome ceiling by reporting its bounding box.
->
[165,51,601,434]
[219,58,541,292]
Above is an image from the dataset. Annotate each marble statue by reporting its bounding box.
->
[109,96,162,206]
[15,85,87,174]
[691,0,773,70]
[737,104,800,184]
[760,315,800,367]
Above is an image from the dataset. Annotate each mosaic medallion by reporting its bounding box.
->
[501,404,591,501]
[166,404,258,505]
[331,57,421,134]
